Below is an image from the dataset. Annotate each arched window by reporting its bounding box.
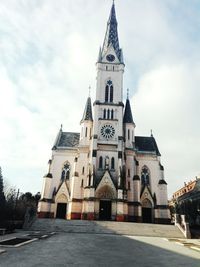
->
[105,85,109,102]
[105,80,114,103]
[99,156,103,169]
[61,162,71,181]
[141,166,150,186]
[128,181,130,190]
[107,109,110,119]
[111,109,114,119]
[111,157,115,170]
[110,85,113,102]
[103,109,106,119]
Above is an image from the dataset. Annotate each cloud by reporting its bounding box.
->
[0,0,199,197]
[133,62,200,195]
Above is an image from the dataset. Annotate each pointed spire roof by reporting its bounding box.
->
[81,96,93,122]
[101,1,122,62]
[123,95,134,124]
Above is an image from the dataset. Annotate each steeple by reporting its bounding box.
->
[123,94,134,124]
[100,1,123,62]
[81,96,93,122]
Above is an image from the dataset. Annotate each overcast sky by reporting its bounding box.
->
[0,0,200,197]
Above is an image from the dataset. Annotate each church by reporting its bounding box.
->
[38,2,170,224]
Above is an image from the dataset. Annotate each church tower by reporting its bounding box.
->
[38,2,170,224]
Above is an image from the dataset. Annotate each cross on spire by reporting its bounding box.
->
[88,86,91,97]
[127,88,129,99]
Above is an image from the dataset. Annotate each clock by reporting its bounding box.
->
[101,124,115,139]
[106,54,115,62]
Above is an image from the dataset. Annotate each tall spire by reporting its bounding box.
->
[81,96,93,122]
[101,1,122,62]
[123,95,134,124]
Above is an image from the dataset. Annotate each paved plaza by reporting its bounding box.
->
[0,220,200,267]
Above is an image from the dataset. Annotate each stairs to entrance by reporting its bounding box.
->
[29,219,184,238]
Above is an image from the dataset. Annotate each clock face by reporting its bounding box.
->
[101,124,115,139]
[106,54,115,62]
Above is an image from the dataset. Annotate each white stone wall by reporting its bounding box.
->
[137,154,161,197]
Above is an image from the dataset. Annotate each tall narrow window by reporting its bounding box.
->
[141,166,150,186]
[111,109,114,119]
[105,80,114,103]
[105,85,109,102]
[128,181,130,190]
[128,169,130,177]
[107,109,110,119]
[61,162,70,181]
[128,129,130,140]
[99,156,103,169]
[82,167,85,175]
[111,157,115,170]
[85,127,88,137]
[103,109,106,119]
[110,85,113,102]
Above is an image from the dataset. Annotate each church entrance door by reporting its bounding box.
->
[142,208,152,223]
[99,200,111,220]
[56,203,67,219]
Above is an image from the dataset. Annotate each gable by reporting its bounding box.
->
[95,171,117,199]
[55,181,70,202]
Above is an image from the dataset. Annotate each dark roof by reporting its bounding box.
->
[123,98,134,124]
[133,175,140,181]
[135,136,161,156]
[81,97,93,122]
[101,2,123,62]
[158,179,167,185]
[178,179,200,202]
[53,132,80,149]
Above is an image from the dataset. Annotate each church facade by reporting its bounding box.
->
[38,3,170,224]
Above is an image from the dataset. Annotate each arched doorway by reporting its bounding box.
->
[56,203,67,219]
[142,198,153,223]
[96,185,115,221]
[55,193,68,219]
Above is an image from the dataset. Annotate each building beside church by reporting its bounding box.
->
[170,177,200,226]
[38,2,170,224]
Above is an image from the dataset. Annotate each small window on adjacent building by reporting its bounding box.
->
[128,129,130,140]
[99,156,103,169]
[111,157,115,170]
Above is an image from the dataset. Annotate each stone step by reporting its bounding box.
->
[30,219,184,238]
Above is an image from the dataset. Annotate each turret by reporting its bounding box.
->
[123,92,135,148]
[80,94,93,146]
